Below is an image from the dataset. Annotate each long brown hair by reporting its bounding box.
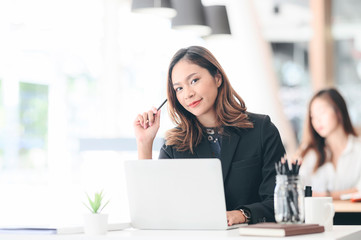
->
[165,46,253,153]
[299,88,357,171]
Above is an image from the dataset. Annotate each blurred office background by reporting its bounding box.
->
[0,0,360,225]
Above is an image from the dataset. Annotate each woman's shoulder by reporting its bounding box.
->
[350,135,361,145]
[245,112,279,132]
[347,135,361,153]
[301,150,317,165]
[299,150,320,175]
[246,112,280,126]
[246,112,269,122]
[227,112,280,139]
[243,112,269,127]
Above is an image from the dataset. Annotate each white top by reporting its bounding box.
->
[300,135,361,192]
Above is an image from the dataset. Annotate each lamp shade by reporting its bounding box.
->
[171,0,211,36]
[204,5,231,36]
[131,0,177,18]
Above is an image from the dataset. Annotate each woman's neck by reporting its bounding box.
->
[325,126,348,164]
[197,112,218,128]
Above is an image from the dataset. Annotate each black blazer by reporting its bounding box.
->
[159,113,285,224]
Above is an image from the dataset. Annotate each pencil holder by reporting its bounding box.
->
[274,175,305,223]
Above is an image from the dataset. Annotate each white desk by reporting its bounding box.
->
[1,226,361,240]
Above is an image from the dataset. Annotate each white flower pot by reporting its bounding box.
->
[83,213,108,235]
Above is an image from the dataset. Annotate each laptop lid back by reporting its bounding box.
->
[124,158,228,230]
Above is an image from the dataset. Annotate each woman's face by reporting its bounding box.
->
[171,59,221,125]
[310,97,340,138]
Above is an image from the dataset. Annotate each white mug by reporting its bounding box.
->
[304,197,335,231]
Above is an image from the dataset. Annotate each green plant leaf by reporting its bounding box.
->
[84,190,109,214]
[87,193,97,213]
[99,200,110,213]
[83,202,93,213]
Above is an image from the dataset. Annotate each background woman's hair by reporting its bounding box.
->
[299,87,357,171]
[165,46,253,153]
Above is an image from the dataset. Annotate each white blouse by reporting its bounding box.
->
[299,135,361,192]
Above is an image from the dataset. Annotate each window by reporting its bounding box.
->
[0,0,203,225]
[270,42,312,143]
[0,79,3,168]
[19,82,48,169]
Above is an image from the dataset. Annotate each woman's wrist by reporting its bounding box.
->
[136,141,153,159]
[238,211,246,223]
[239,209,251,223]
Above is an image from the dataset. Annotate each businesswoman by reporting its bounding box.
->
[134,46,285,225]
[298,88,361,200]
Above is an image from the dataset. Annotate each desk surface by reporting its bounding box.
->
[1,226,361,240]
[334,200,361,212]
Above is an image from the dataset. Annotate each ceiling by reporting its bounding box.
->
[256,0,361,42]
[128,0,361,42]
[202,0,361,42]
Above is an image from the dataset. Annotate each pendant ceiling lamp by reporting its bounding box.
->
[171,0,211,37]
[131,0,177,19]
[204,5,231,37]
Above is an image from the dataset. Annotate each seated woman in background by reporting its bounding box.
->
[298,88,361,199]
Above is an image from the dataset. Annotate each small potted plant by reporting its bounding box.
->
[83,190,110,235]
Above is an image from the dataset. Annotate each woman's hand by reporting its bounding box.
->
[312,191,329,197]
[227,210,246,226]
[134,107,161,159]
[313,189,358,200]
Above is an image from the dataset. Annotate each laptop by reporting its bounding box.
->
[124,158,246,230]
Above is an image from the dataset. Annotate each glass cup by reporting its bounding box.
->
[274,175,305,223]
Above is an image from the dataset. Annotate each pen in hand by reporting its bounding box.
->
[144,99,167,127]
[157,99,167,112]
